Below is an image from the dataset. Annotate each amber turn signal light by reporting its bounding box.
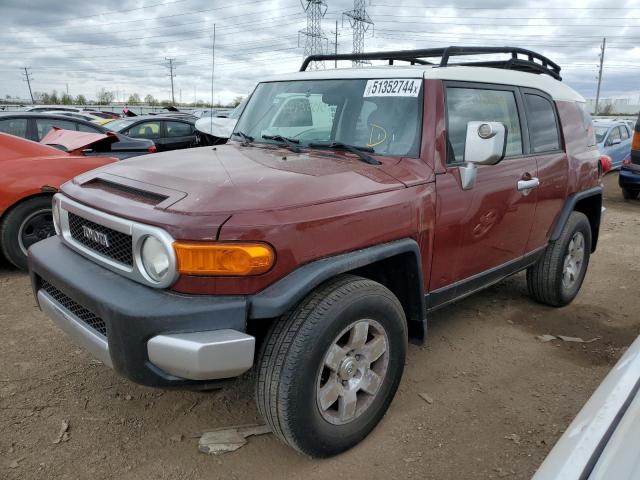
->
[173,242,274,276]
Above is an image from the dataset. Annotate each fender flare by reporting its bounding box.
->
[248,238,426,338]
[549,186,602,250]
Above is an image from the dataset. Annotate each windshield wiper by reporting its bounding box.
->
[232,131,254,146]
[307,142,381,165]
[262,134,301,153]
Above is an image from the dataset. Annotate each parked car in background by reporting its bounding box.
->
[534,334,640,479]
[0,132,116,269]
[41,110,114,125]
[104,115,199,151]
[194,97,249,144]
[594,119,632,169]
[619,113,640,199]
[0,112,156,159]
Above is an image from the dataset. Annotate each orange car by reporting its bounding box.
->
[0,130,116,269]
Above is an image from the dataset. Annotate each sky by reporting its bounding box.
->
[0,0,639,105]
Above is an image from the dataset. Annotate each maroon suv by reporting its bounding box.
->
[28,47,603,457]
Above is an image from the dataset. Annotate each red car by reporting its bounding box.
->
[0,131,116,269]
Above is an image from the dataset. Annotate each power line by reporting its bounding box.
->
[369,2,640,10]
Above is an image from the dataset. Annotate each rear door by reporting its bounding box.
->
[164,120,196,150]
[430,83,538,292]
[520,89,568,252]
[34,117,77,140]
[124,120,162,149]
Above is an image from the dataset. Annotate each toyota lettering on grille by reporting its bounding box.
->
[82,225,110,247]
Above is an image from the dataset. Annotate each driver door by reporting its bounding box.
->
[429,83,538,298]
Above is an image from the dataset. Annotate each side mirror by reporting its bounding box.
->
[459,121,507,190]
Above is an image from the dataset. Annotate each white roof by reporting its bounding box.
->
[265,64,584,103]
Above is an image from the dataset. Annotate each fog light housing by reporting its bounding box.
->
[141,236,171,282]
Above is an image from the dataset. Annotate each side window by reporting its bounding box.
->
[606,127,621,146]
[166,121,194,137]
[128,121,161,139]
[272,98,312,127]
[524,94,560,153]
[77,122,101,133]
[620,125,630,140]
[446,87,523,163]
[0,118,28,138]
[35,119,77,140]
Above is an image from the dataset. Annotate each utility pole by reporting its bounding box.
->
[211,23,216,125]
[22,67,34,104]
[334,20,338,68]
[165,57,176,105]
[299,0,328,70]
[343,0,374,66]
[595,37,606,116]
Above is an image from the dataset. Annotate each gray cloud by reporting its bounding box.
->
[0,0,638,104]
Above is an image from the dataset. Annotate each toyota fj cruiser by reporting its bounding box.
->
[28,47,603,457]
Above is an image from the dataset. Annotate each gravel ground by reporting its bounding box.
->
[1,173,639,480]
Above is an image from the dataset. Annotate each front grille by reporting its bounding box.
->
[68,212,133,266]
[40,280,107,338]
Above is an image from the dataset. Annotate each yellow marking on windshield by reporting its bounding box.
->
[368,123,387,148]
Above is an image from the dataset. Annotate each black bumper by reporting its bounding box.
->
[28,236,248,388]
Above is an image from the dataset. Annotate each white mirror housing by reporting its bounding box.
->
[464,121,507,166]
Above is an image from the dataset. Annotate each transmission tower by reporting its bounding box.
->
[343,0,374,66]
[299,0,328,70]
[22,67,34,104]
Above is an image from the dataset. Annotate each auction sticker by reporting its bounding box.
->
[363,79,421,97]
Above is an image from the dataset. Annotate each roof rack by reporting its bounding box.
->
[300,46,562,81]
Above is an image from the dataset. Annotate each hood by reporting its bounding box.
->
[40,128,117,155]
[73,143,406,215]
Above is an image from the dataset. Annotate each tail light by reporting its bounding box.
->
[148,145,157,153]
[623,158,631,166]
[632,131,640,151]
[599,155,612,177]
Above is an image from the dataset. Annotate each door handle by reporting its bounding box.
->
[517,177,540,192]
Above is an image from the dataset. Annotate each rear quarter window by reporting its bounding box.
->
[524,94,560,153]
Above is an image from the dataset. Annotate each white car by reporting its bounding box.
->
[534,335,640,479]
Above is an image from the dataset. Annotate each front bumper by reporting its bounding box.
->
[619,167,640,190]
[29,236,254,388]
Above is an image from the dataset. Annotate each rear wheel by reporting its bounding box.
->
[622,188,639,200]
[0,196,54,270]
[255,275,407,457]
[527,211,591,307]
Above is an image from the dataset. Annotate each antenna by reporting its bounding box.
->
[299,0,328,70]
[343,0,374,67]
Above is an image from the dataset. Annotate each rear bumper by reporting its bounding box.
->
[619,167,640,190]
[29,236,252,388]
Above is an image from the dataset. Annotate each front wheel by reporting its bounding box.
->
[527,211,591,307]
[255,275,407,457]
[0,196,55,270]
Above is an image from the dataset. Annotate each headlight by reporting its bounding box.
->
[141,236,171,282]
[52,197,61,235]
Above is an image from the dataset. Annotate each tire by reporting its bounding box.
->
[526,211,591,307]
[255,274,407,457]
[0,196,54,270]
[622,188,639,200]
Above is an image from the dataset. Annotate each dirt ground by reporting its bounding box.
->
[1,173,639,480]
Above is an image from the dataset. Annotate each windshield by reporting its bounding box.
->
[595,126,608,144]
[104,119,136,132]
[233,78,423,157]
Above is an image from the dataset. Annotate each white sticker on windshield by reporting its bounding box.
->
[363,79,421,97]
